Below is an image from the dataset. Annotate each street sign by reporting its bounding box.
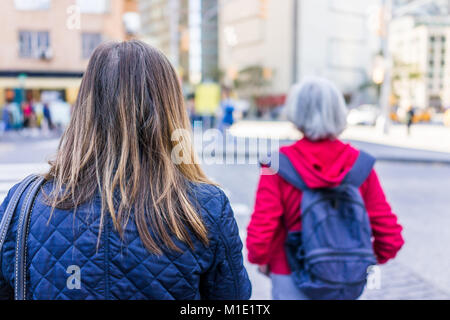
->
[195,83,221,115]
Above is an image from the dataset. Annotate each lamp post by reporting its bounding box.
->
[169,0,180,69]
[292,0,299,85]
[378,0,393,135]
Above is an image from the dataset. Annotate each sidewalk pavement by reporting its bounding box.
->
[227,120,450,164]
[0,128,61,143]
[2,123,450,165]
[244,258,450,300]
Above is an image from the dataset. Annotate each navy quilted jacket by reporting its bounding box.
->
[0,180,252,300]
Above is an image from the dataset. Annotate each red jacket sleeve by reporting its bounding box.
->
[360,169,404,264]
[246,167,284,265]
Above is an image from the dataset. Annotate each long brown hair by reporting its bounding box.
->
[45,40,211,254]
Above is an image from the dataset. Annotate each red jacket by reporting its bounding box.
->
[246,138,404,275]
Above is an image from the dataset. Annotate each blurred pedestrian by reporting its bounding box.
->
[186,92,197,126]
[247,77,404,300]
[218,87,235,132]
[1,100,12,132]
[406,106,415,136]
[3,99,22,130]
[0,40,251,300]
[22,100,35,128]
[42,103,54,131]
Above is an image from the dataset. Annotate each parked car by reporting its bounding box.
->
[396,107,432,124]
[412,108,432,123]
[347,104,380,126]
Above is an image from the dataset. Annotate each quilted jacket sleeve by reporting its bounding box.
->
[200,191,252,300]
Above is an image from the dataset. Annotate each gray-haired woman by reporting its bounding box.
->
[247,77,404,300]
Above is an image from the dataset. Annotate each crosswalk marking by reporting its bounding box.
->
[0,163,49,202]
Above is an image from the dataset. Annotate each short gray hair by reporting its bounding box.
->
[286,77,348,141]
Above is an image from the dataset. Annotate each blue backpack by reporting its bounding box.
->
[271,151,377,300]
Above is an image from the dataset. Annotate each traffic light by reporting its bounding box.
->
[259,0,268,19]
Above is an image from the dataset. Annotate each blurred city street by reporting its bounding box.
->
[1,0,450,301]
[1,123,450,300]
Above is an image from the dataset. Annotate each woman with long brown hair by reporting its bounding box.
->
[0,40,251,300]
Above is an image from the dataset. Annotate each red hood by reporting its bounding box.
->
[279,138,359,189]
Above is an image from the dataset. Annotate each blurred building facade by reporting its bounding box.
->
[0,0,138,106]
[219,0,293,100]
[390,7,450,110]
[394,0,450,15]
[139,0,176,60]
[219,0,381,104]
[139,0,219,86]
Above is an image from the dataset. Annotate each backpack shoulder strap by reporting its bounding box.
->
[343,151,376,187]
[15,175,45,300]
[0,174,39,253]
[269,152,308,191]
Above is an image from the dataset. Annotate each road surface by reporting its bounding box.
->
[1,134,449,299]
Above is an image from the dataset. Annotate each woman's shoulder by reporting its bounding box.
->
[188,182,240,248]
[189,182,226,204]
[188,182,229,220]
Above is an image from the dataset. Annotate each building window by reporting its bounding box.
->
[82,33,102,59]
[14,0,50,10]
[76,0,110,14]
[18,31,50,58]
